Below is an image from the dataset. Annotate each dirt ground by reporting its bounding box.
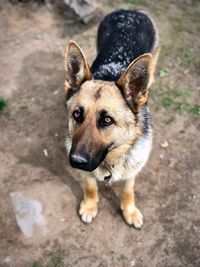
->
[0,0,200,266]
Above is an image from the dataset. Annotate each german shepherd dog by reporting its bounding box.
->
[64,9,159,228]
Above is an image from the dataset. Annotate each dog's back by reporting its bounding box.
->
[91,9,158,81]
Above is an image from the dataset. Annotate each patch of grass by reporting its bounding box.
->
[180,45,196,68]
[117,254,127,261]
[159,69,169,78]
[184,103,200,115]
[31,262,42,267]
[31,257,64,267]
[161,96,182,111]
[50,256,63,267]
[173,4,200,34]
[121,0,147,8]
[20,105,28,111]
[0,96,7,112]
[176,42,199,72]
[160,90,200,115]
[162,116,175,125]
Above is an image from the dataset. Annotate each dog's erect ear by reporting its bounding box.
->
[116,53,154,112]
[64,41,92,99]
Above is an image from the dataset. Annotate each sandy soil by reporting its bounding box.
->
[0,0,200,266]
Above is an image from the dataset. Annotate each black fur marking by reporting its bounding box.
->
[91,9,156,81]
[94,87,102,100]
[140,105,152,135]
[67,53,81,88]
[73,106,84,124]
[65,79,88,102]
[69,54,80,75]
[128,63,149,97]
[97,110,116,128]
[66,87,76,101]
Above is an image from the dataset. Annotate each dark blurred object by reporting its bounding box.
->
[9,0,101,24]
[9,0,45,4]
[64,0,100,23]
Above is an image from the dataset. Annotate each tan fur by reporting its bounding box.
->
[79,177,99,223]
[85,187,98,200]
[120,179,143,228]
[121,192,135,207]
[67,79,138,160]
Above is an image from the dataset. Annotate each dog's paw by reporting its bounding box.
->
[79,201,98,224]
[122,207,143,229]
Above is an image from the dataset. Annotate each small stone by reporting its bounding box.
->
[4,256,11,263]
[169,159,176,168]
[64,0,101,24]
[10,192,48,237]
[43,149,48,157]
[160,154,164,159]
[160,140,169,148]
[54,133,58,137]
[130,260,136,267]
[53,90,58,95]
[60,218,66,222]
[35,35,42,40]
[15,40,20,45]
[74,242,80,249]
[193,226,197,231]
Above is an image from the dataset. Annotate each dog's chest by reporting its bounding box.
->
[93,135,152,182]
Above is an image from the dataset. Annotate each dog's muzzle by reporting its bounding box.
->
[69,152,93,171]
[69,149,108,172]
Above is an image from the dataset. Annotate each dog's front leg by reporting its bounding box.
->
[79,176,99,224]
[120,178,143,228]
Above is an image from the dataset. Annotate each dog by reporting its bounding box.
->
[64,9,159,228]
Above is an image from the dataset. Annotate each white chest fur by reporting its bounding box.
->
[93,134,152,182]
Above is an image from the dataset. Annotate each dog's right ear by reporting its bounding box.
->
[64,41,92,99]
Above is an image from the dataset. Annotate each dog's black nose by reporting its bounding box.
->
[69,153,90,169]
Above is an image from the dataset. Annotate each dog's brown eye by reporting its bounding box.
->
[73,111,80,118]
[98,110,115,128]
[72,108,84,123]
[104,116,112,124]
[99,115,114,128]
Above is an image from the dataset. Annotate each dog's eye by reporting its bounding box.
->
[99,116,114,128]
[72,109,84,123]
[104,116,112,124]
[73,110,80,119]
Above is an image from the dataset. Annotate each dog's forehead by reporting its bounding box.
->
[77,80,125,107]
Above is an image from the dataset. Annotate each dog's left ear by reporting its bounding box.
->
[64,41,92,99]
[116,53,154,111]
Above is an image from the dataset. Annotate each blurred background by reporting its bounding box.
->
[0,0,199,266]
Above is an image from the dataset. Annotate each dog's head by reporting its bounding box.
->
[64,41,155,172]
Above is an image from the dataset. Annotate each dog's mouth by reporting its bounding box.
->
[102,161,113,182]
